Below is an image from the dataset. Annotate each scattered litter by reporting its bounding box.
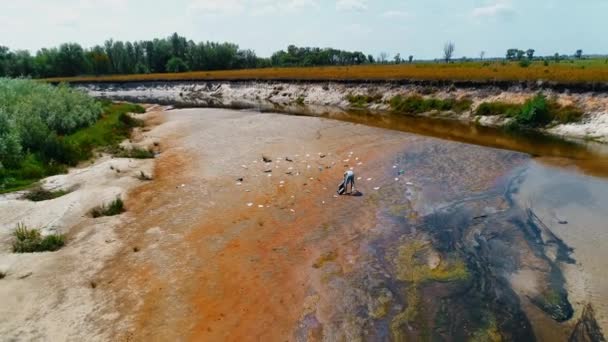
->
[280,181,285,184]
[393,165,397,169]
[406,182,413,185]
[267,174,272,177]
[285,157,293,162]
[357,177,362,180]
[291,195,295,198]
[241,165,248,169]
[343,159,350,162]
[398,170,405,175]
[307,165,311,169]
[236,182,242,186]
[395,178,399,181]
[181,184,186,187]
[333,195,338,198]
[237,178,244,182]
[374,187,381,190]
[263,156,272,163]
[309,177,314,180]
[306,154,310,157]
[349,167,354,170]
[290,209,296,213]
[247,203,254,207]
[253,161,258,163]
[357,162,363,165]
[355,157,359,161]
[264,169,272,173]
[245,190,251,192]
[367,178,372,181]
[258,205,264,208]
[322,201,326,204]
[320,154,326,158]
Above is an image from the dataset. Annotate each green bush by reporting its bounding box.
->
[90,197,125,218]
[12,223,65,253]
[475,102,522,117]
[1,88,146,194]
[477,95,584,128]
[390,95,472,114]
[347,94,383,108]
[516,94,551,127]
[23,186,68,202]
[519,60,531,68]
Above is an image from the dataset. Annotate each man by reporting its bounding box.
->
[338,170,356,195]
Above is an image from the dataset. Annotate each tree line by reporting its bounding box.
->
[0,33,373,78]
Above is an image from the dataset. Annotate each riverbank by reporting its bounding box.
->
[0,105,166,340]
[77,80,608,143]
[1,106,606,340]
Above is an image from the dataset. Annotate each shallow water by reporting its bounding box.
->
[97,108,608,341]
[317,110,608,179]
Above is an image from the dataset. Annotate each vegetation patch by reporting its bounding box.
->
[90,197,125,218]
[475,101,523,117]
[0,79,146,194]
[112,146,155,159]
[390,95,472,115]
[12,223,65,253]
[477,94,584,128]
[347,93,383,108]
[22,186,69,202]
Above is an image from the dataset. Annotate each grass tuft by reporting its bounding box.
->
[22,187,69,202]
[390,95,472,114]
[90,197,125,218]
[347,93,383,108]
[12,223,65,253]
[113,147,155,159]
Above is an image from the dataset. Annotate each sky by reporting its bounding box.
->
[1,0,607,59]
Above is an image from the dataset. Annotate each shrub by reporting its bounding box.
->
[12,223,65,253]
[119,112,144,128]
[23,186,68,202]
[519,60,531,68]
[475,102,522,117]
[90,197,125,218]
[347,94,383,108]
[515,94,551,127]
[390,95,472,114]
[113,147,155,159]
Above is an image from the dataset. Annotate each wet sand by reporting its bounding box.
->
[92,108,608,341]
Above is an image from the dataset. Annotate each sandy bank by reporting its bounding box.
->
[0,105,167,340]
[78,81,608,143]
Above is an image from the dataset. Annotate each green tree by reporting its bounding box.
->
[166,57,188,73]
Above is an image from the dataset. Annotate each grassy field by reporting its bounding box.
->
[45,59,608,84]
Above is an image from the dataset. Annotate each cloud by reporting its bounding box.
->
[189,0,318,15]
[382,10,410,18]
[472,0,514,18]
[336,0,368,11]
[189,0,246,14]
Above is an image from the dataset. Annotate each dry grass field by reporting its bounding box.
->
[45,60,608,84]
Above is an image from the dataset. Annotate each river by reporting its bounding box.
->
[94,107,607,341]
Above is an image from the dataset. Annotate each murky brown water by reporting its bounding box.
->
[318,110,608,179]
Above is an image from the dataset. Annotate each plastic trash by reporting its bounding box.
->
[247,203,253,207]
[374,187,380,190]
